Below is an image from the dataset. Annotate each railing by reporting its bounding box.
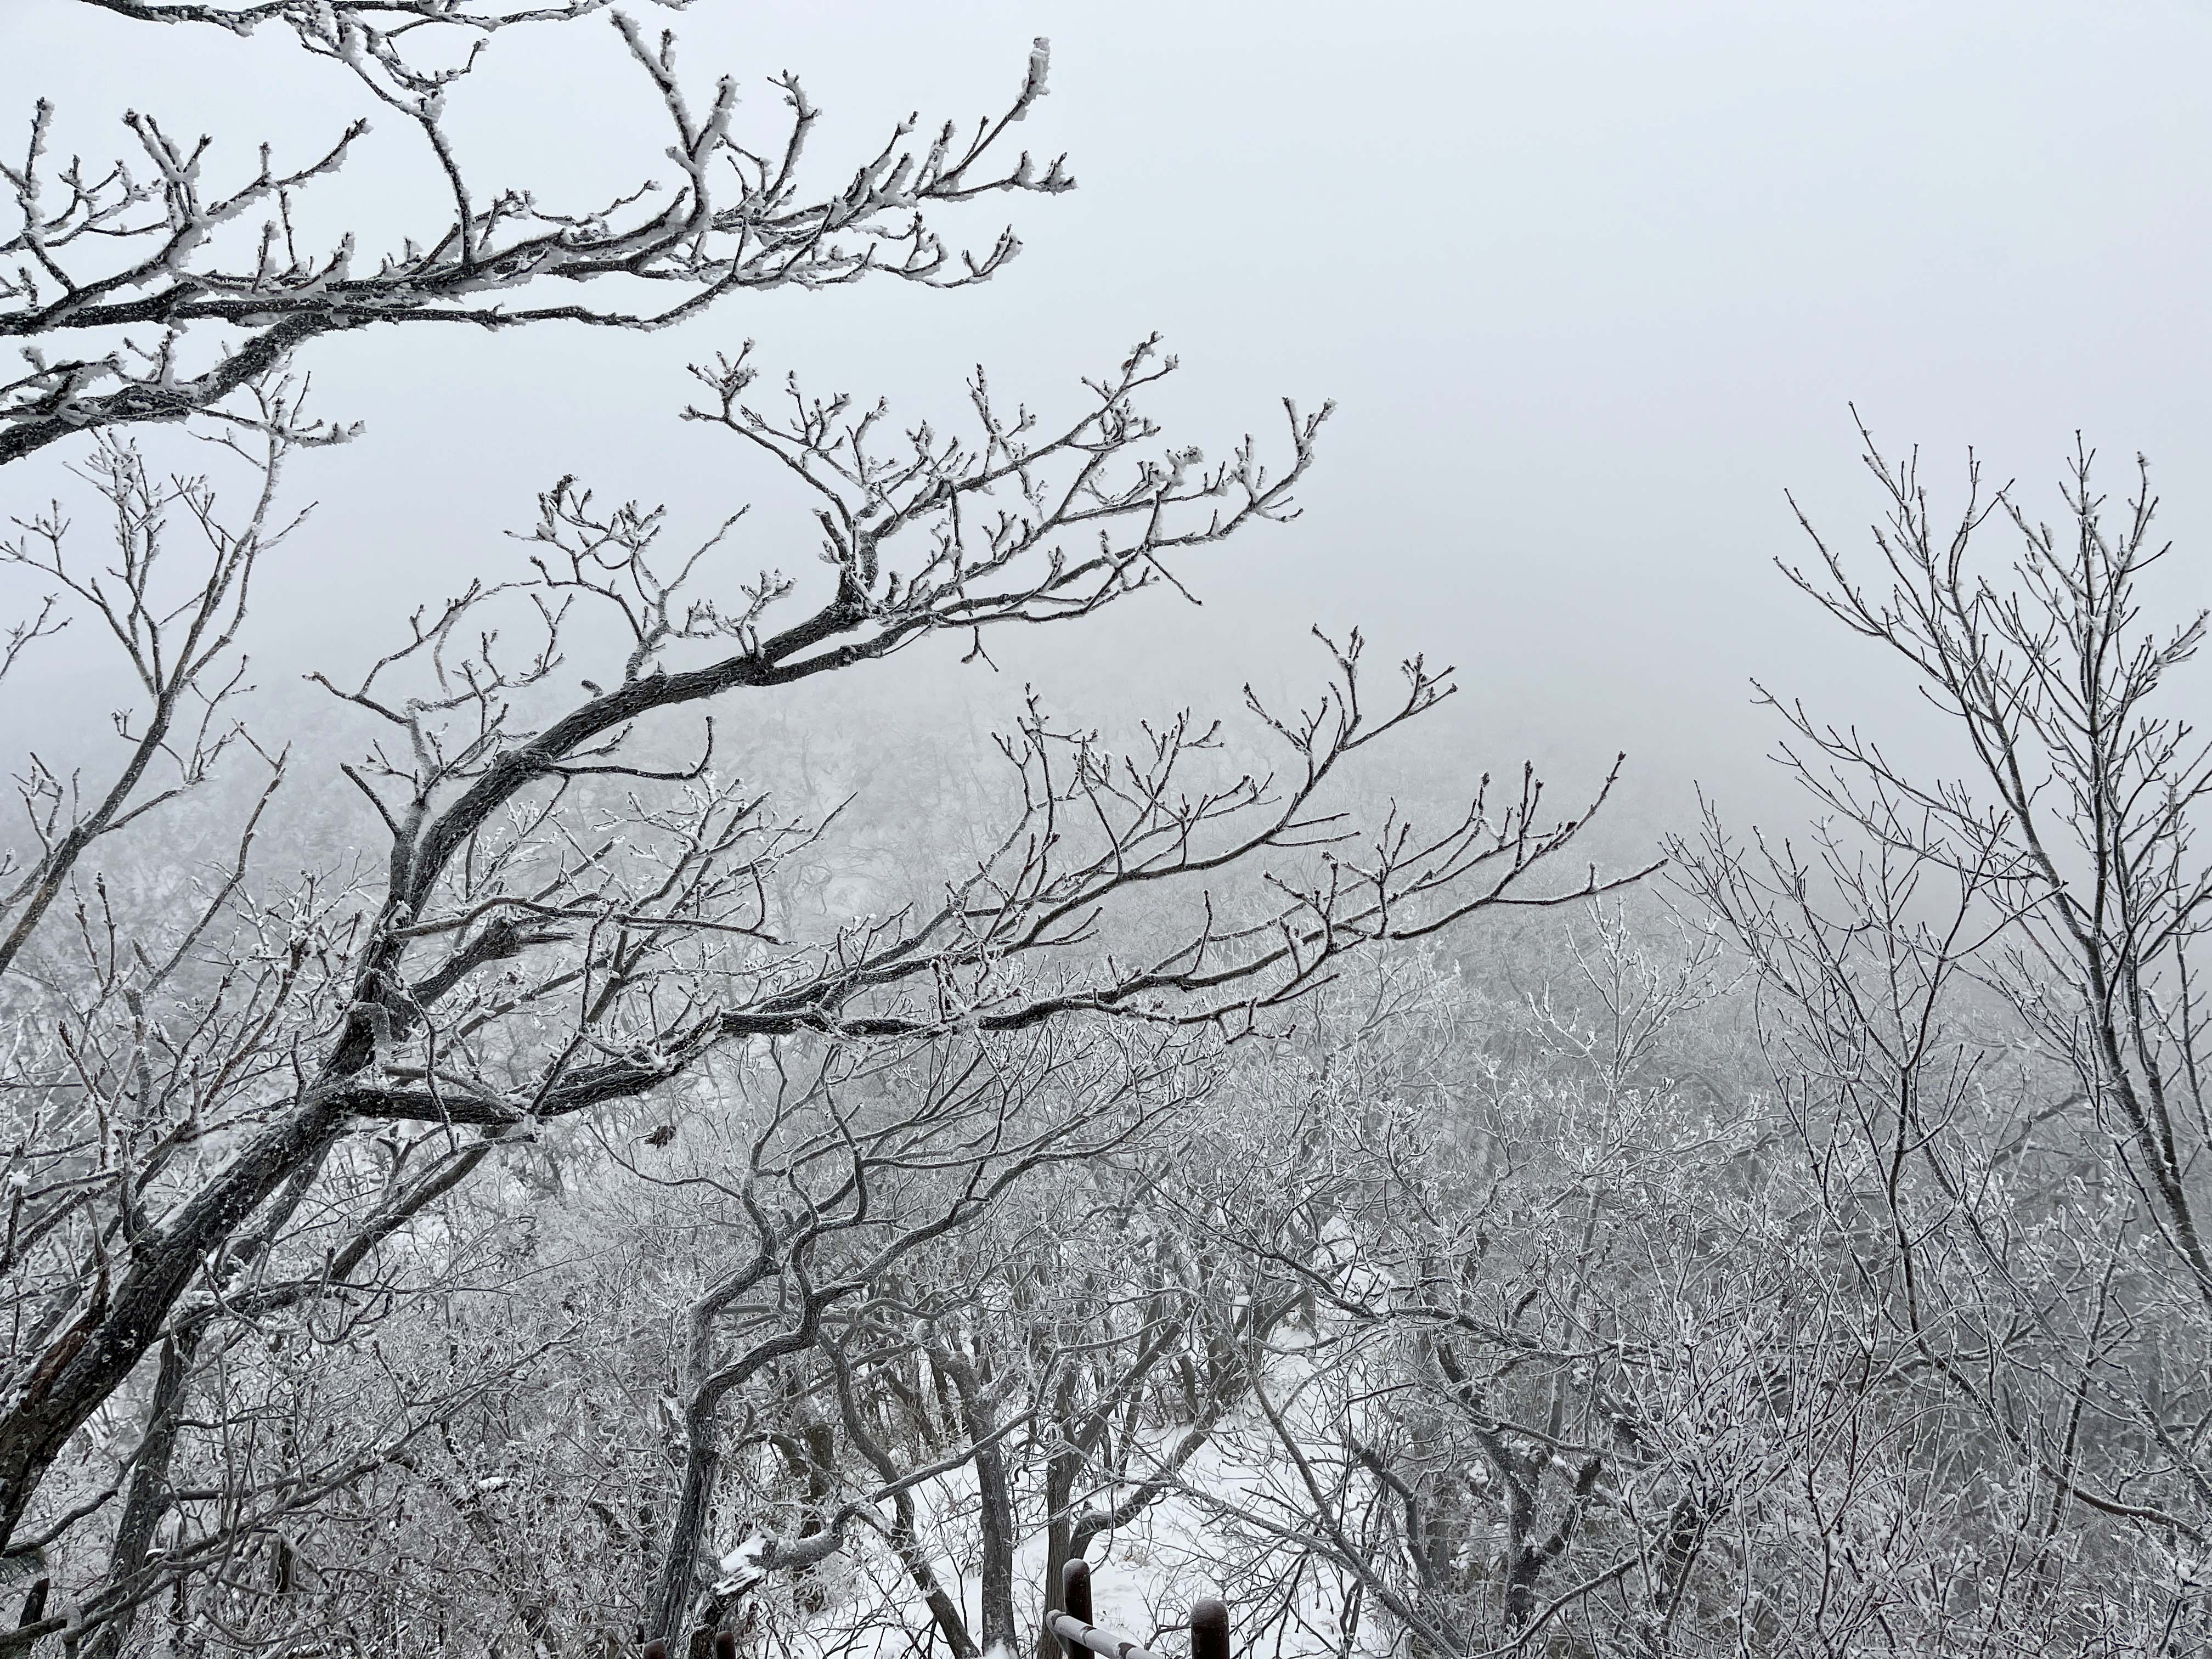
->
[641,1556,1222,1659]
[1050,1560,1229,1659]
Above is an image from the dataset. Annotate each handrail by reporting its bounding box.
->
[1052,1560,1229,1659]
[1048,1610,1175,1659]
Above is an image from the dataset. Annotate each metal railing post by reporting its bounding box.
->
[1060,1558,1094,1659]
[1190,1598,1228,1659]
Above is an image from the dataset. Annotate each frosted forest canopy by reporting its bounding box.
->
[1,4,2207,1656]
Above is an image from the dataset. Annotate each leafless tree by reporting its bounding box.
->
[1675,428,2212,1655]
[0,394,304,977]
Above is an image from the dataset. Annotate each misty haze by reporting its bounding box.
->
[1,3,2208,1655]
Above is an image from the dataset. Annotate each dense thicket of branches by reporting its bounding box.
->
[0,5,1640,1654]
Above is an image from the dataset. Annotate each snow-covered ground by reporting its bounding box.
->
[732,1373,1367,1659]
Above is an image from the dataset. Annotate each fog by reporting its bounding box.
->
[10,0,2212,847]
[15,8,2212,1652]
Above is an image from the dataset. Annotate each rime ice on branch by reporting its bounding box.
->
[3,2,1069,464]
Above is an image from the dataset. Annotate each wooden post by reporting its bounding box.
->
[1190,1598,1228,1659]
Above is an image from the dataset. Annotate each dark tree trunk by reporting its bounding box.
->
[0,1103,347,1550]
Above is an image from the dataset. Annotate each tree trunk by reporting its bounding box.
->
[86,1332,198,1659]
[937,1348,1017,1656]
[647,1423,718,1644]
[0,1102,347,1549]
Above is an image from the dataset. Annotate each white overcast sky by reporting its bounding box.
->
[9,0,2212,838]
